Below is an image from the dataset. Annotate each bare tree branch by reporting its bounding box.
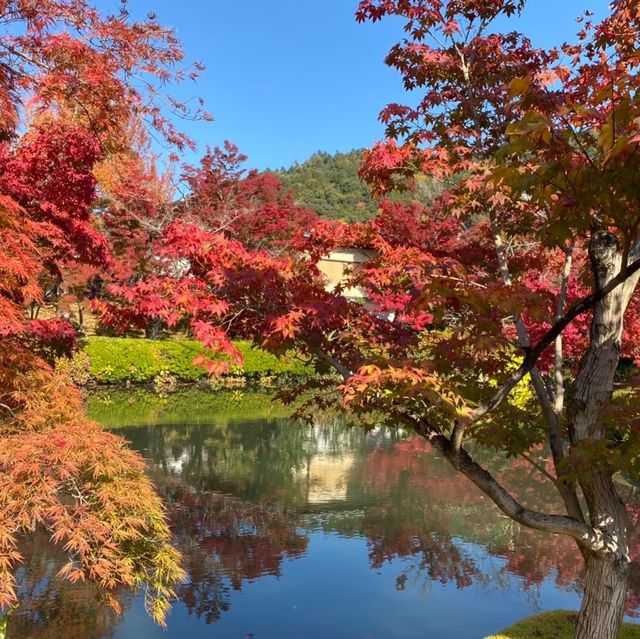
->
[543,244,586,522]
[520,451,556,483]
[554,246,573,413]
[0,402,16,418]
[486,226,584,522]
[488,219,556,421]
[310,346,353,379]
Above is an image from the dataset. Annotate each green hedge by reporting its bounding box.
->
[81,337,310,384]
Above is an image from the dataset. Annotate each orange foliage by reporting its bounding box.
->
[0,347,186,622]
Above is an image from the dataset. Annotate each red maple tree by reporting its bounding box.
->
[0,0,217,624]
[181,141,318,253]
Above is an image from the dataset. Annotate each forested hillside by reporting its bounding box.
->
[273,149,441,222]
[272,150,377,222]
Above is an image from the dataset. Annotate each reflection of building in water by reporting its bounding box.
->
[295,426,403,507]
[295,422,359,505]
[166,450,192,473]
[297,452,355,505]
[317,248,375,302]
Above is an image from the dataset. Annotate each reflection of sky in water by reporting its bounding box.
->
[9,394,640,638]
[111,531,582,639]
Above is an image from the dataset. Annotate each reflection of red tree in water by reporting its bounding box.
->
[171,486,307,588]
[5,418,311,634]
[359,436,640,613]
[366,516,479,590]
[6,531,126,639]
[6,476,309,633]
[157,477,308,624]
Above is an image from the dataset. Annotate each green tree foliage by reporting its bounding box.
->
[272,150,378,222]
[273,149,442,222]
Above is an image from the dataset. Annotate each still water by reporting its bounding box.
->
[7,390,640,638]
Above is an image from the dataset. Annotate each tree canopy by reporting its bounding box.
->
[273,148,443,222]
[0,0,208,624]
[2,1,640,638]
[273,150,375,222]
[94,2,640,638]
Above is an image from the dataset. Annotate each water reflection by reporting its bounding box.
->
[6,391,640,638]
[7,531,127,638]
[358,439,579,591]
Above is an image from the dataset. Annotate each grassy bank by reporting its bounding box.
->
[485,611,640,639]
[77,336,310,384]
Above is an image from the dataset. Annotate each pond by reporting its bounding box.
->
[7,389,640,639]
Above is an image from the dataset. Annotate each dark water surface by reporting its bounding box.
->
[7,390,640,638]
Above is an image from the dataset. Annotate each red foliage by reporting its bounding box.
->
[96,7,640,632]
[0,123,110,274]
[22,319,78,360]
[182,142,318,253]
[0,0,209,149]
[0,0,209,624]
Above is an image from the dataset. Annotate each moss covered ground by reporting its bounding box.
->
[485,611,640,639]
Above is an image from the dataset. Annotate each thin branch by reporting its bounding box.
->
[0,402,16,418]
[468,254,640,424]
[542,245,586,522]
[310,346,353,379]
[487,218,555,424]
[554,244,573,416]
[480,226,585,523]
[520,451,556,483]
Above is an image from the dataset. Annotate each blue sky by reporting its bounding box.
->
[114,1,610,171]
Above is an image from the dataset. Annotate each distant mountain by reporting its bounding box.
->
[272,149,442,223]
[271,149,377,223]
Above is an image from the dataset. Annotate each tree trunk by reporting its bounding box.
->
[576,552,629,639]
[568,232,639,639]
[145,317,163,339]
[573,470,631,639]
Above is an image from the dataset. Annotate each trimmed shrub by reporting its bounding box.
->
[152,370,178,396]
[81,337,310,384]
